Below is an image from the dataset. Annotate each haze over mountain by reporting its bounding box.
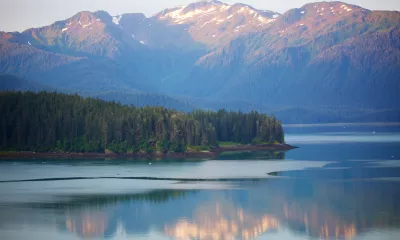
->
[1,0,399,123]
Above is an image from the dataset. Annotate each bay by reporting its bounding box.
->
[0,124,399,240]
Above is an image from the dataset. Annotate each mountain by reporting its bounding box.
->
[0,11,154,93]
[184,2,400,109]
[154,0,280,47]
[92,91,195,111]
[0,73,195,112]
[0,74,50,92]
[0,1,399,123]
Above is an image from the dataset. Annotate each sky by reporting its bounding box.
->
[1,0,399,32]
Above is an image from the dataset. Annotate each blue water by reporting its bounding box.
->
[0,125,399,240]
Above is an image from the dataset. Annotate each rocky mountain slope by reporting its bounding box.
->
[0,1,399,122]
[184,2,400,108]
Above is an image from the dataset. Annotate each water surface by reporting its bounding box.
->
[0,124,399,240]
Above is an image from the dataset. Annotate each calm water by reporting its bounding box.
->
[0,125,400,240]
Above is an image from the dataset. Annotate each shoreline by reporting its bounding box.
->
[214,143,297,153]
[283,122,400,128]
[0,144,297,160]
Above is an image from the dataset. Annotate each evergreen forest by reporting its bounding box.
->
[0,92,285,153]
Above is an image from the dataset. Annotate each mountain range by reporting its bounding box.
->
[1,0,399,123]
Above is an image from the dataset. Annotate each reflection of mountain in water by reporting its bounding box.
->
[56,190,193,238]
[5,171,399,240]
[65,211,108,238]
[52,177,400,240]
[245,179,400,239]
[164,202,279,240]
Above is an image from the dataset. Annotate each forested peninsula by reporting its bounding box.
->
[0,92,292,157]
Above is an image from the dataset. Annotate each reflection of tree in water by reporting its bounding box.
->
[217,150,286,160]
[31,190,191,210]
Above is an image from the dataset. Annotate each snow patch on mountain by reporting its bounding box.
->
[161,6,218,23]
[158,1,278,28]
[258,16,275,25]
[82,22,93,28]
[113,16,122,25]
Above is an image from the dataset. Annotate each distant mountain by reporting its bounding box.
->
[0,74,50,92]
[92,91,195,111]
[0,1,399,123]
[0,74,195,112]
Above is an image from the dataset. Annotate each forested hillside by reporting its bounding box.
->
[0,92,284,153]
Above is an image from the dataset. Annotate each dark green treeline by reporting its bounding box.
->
[0,92,284,153]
